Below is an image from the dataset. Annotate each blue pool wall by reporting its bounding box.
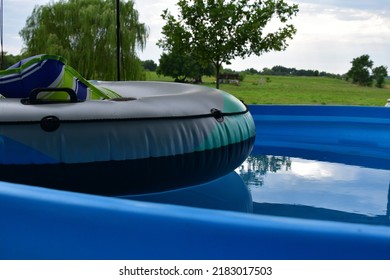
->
[1,104,390,260]
[2,179,390,260]
[250,105,390,168]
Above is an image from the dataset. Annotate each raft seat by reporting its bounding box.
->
[0,54,120,101]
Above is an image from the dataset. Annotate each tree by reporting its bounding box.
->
[244,68,260,75]
[372,65,388,88]
[347,54,374,86]
[158,0,299,89]
[272,65,293,75]
[142,59,157,71]
[347,54,389,88]
[19,0,149,81]
[0,53,22,70]
[157,51,214,83]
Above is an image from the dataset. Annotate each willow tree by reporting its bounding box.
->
[158,0,299,88]
[19,0,149,80]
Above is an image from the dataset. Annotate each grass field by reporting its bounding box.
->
[145,71,390,106]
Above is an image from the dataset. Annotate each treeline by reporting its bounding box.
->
[240,66,341,78]
[0,53,22,70]
[142,58,343,80]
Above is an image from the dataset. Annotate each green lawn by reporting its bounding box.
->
[145,72,390,106]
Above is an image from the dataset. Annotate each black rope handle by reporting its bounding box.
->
[23,87,79,104]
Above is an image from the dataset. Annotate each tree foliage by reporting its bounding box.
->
[372,65,388,88]
[347,54,388,88]
[158,0,299,88]
[19,0,149,80]
[157,51,214,83]
[347,55,374,86]
[0,53,22,70]
[259,65,339,77]
[142,60,158,71]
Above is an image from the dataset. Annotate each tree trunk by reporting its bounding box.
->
[215,63,221,89]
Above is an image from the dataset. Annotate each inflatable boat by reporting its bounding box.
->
[0,55,255,195]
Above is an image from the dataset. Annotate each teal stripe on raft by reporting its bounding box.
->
[195,112,255,151]
[220,91,248,113]
[195,92,255,151]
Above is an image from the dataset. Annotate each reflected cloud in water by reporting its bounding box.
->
[236,155,390,218]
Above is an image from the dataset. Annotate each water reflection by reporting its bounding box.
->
[119,149,390,226]
[237,154,390,226]
[119,171,253,213]
[237,155,291,187]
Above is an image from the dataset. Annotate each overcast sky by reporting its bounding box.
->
[3,0,390,74]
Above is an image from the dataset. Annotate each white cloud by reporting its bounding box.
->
[293,0,390,13]
[229,1,390,73]
[249,157,389,216]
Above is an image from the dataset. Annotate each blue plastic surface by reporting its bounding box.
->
[250,104,390,161]
[2,180,390,260]
[1,105,390,260]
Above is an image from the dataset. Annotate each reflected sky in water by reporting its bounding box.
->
[236,155,390,218]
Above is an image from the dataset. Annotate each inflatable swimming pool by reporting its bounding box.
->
[1,105,390,260]
[2,177,390,260]
[0,55,255,195]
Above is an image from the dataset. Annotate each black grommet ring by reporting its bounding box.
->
[40,116,60,132]
[210,108,224,123]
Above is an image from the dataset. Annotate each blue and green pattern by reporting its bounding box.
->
[0,54,120,100]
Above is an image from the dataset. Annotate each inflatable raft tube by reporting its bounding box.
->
[0,55,255,195]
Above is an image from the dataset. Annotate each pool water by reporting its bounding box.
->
[125,104,390,228]
[237,152,390,226]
